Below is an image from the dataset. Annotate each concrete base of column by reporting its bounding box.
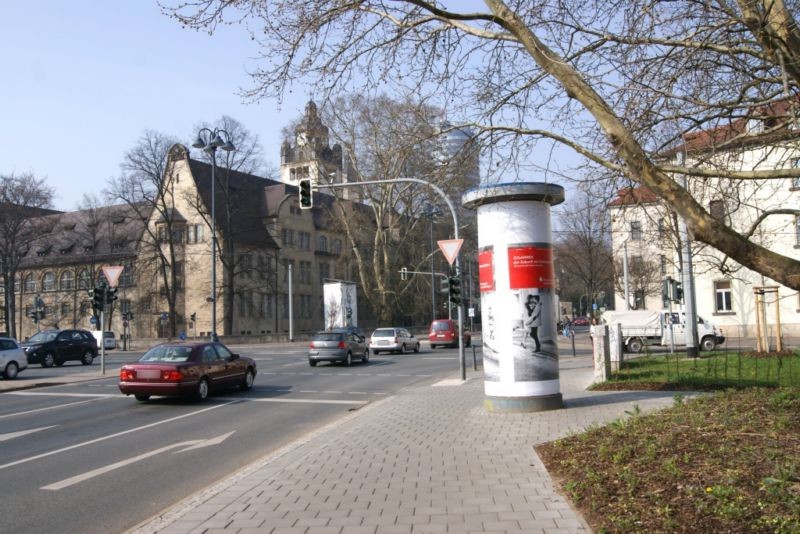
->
[484,393,563,413]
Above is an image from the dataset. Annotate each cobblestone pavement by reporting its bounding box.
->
[129,344,681,534]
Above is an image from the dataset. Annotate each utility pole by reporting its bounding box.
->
[679,172,699,357]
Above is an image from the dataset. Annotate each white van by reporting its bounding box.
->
[91,331,116,350]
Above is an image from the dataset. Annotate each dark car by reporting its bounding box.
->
[428,319,471,349]
[21,329,98,367]
[308,330,369,366]
[118,341,257,402]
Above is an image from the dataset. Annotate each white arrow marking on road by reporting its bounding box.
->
[41,431,235,491]
[0,426,57,442]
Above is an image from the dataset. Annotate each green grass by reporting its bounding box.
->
[593,350,800,390]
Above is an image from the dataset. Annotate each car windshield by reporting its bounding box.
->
[314,333,343,342]
[432,322,450,331]
[372,329,395,337]
[140,346,193,362]
[27,331,58,343]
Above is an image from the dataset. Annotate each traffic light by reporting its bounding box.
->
[106,287,118,303]
[439,277,449,294]
[190,312,196,322]
[447,276,461,305]
[92,287,105,311]
[298,178,313,209]
[675,281,684,302]
[28,310,39,323]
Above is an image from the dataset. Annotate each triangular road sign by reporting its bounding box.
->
[102,265,124,288]
[437,239,464,266]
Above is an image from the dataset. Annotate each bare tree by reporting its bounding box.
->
[0,172,56,337]
[106,130,180,336]
[164,0,800,289]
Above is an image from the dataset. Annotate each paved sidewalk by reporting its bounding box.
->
[130,348,682,534]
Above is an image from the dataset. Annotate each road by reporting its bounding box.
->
[0,343,471,534]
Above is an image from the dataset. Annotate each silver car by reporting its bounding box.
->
[369,327,420,355]
[308,331,369,367]
[1,337,28,379]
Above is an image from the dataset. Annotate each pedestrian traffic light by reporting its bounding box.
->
[675,281,683,302]
[439,277,449,294]
[92,287,105,311]
[298,178,313,209]
[447,276,461,305]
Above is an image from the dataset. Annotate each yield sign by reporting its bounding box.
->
[437,239,464,266]
[101,265,124,288]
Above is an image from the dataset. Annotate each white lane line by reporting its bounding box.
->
[347,392,368,395]
[0,401,236,471]
[423,357,456,360]
[7,391,117,399]
[299,390,318,393]
[0,399,101,420]
[322,390,342,394]
[0,426,57,442]
[248,398,365,405]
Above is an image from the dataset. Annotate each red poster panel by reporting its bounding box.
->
[478,248,495,292]
[508,245,554,289]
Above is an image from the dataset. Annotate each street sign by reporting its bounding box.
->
[102,265,124,288]
[160,312,168,321]
[468,307,475,318]
[90,316,98,325]
[437,239,464,266]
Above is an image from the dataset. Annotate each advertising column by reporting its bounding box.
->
[463,183,565,412]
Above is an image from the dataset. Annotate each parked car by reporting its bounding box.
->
[572,316,590,326]
[21,329,98,367]
[91,330,116,350]
[1,337,28,379]
[429,319,471,349]
[118,341,257,402]
[308,330,369,366]
[369,327,420,355]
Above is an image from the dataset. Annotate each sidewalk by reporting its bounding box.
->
[130,344,681,534]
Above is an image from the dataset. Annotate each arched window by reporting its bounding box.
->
[24,274,36,293]
[59,271,75,290]
[318,235,328,253]
[332,239,342,255]
[78,269,91,289]
[42,272,56,291]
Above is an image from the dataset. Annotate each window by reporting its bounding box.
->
[319,262,330,285]
[332,239,342,255]
[300,294,312,318]
[78,269,91,289]
[658,218,665,238]
[660,255,667,275]
[299,261,312,284]
[714,280,733,312]
[630,221,642,241]
[187,224,204,244]
[792,158,800,189]
[299,232,311,251]
[259,255,273,280]
[281,294,289,319]
[120,264,134,287]
[709,199,726,221]
[281,228,294,246]
[59,271,75,290]
[42,272,56,291]
[260,293,273,317]
[24,274,36,293]
[61,302,70,317]
[239,254,253,279]
[318,235,328,253]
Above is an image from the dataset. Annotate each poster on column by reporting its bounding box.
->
[508,244,558,382]
[478,246,499,381]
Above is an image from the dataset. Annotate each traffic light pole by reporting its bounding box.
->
[317,178,467,380]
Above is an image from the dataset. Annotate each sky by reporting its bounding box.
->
[1,2,312,212]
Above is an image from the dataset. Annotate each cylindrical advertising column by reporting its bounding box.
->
[463,183,565,412]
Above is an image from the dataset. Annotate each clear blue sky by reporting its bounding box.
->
[0,2,311,211]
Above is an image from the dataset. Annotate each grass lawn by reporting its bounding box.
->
[535,352,800,533]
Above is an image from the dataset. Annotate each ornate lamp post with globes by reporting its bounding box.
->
[192,128,236,341]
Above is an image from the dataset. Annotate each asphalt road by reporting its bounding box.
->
[0,343,471,534]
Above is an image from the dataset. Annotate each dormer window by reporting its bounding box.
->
[112,215,126,224]
[36,247,51,257]
[59,244,74,255]
[83,244,95,253]
[111,240,126,251]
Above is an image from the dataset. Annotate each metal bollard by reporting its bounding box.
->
[472,344,478,371]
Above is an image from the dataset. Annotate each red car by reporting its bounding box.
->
[572,316,590,326]
[429,319,471,349]
[119,341,256,402]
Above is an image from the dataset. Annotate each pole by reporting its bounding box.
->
[100,307,106,375]
[623,241,630,310]
[429,214,436,322]
[210,149,218,342]
[288,263,294,342]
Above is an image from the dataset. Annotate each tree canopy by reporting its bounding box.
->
[165,0,800,289]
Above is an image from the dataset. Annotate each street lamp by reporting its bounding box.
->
[192,128,236,341]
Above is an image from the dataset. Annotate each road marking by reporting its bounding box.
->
[7,391,118,398]
[0,399,100,420]
[42,431,235,490]
[347,392,367,395]
[248,398,365,405]
[0,401,236,471]
[0,426,57,442]
[423,357,456,360]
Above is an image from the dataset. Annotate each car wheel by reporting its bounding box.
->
[81,351,94,365]
[345,352,352,366]
[195,378,210,401]
[430,344,436,350]
[134,394,150,402]
[627,338,644,353]
[700,336,716,352]
[241,368,255,390]
[309,360,317,367]
[4,361,19,379]
[414,343,420,353]
[362,349,369,363]
[399,344,406,354]
[42,352,55,368]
